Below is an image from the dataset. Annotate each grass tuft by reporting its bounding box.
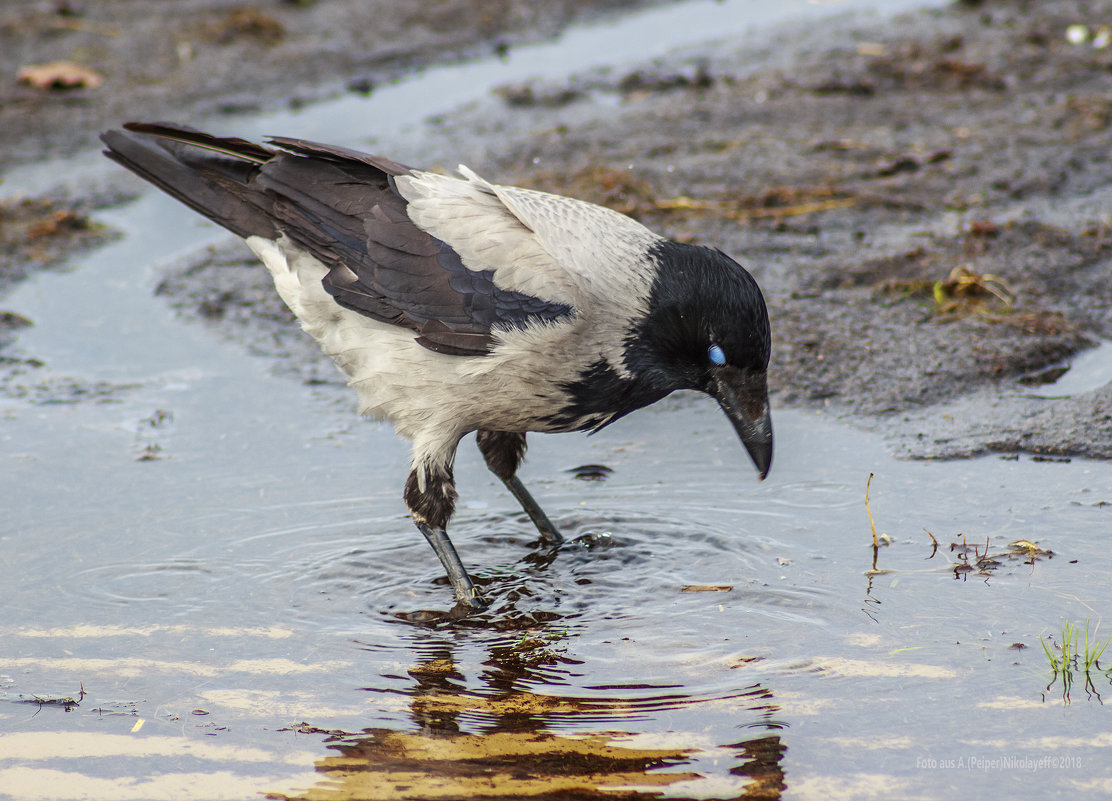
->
[1039,620,1112,704]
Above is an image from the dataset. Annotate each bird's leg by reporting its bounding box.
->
[404,464,487,609]
[476,430,563,545]
[415,521,484,608]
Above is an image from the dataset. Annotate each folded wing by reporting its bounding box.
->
[100,123,578,356]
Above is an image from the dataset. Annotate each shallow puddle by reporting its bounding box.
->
[1028,339,1112,399]
[3,387,1109,799]
[2,1,1111,799]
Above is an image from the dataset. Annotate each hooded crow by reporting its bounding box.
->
[100,122,773,611]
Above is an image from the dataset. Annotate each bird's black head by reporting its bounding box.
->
[626,240,773,478]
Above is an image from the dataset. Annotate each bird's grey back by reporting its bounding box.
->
[396,166,663,317]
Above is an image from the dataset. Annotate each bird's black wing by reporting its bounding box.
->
[101,123,572,356]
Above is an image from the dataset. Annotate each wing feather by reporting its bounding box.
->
[251,141,576,354]
[394,166,662,313]
[105,125,604,356]
[103,125,575,357]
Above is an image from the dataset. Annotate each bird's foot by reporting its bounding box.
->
[455,585,490,610]
[451,593,491,618]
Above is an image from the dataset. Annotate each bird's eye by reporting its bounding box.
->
[708,343,726,366]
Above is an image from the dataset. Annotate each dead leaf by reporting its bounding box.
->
[680,584,733,593]
[17,60,104,90]
[25,209,88,240]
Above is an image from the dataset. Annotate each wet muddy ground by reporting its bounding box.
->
[0,0,659,164]
[423,0,1112,458]
[9,0,1106,456]
[2,0,1112,799]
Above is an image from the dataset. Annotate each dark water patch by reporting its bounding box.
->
[567,463,615,481]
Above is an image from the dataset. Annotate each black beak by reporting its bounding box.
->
[710,366,773,480]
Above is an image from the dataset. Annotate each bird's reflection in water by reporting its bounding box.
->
[270,628,788,800]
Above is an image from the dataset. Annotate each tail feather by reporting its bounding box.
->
[266,135,411,177]
[122,121,274,163]
[100,123,279,240]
